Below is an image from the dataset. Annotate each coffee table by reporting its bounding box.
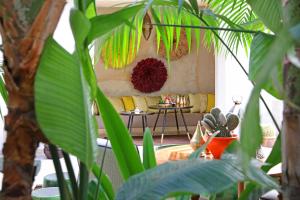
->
[148,105,193,143]
[120,111,155,133]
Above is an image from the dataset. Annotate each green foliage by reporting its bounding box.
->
[87,4,145,44]
[116,153,278,200]
[0,74,7,103]
[240,87,262,158]
[143,128,157,169]
[35,38,98,168]
[31,1,295,200]
[95,87,144,180]
[92,0,266,69]
[249,33,283,99]
[241,28,293,158]
[202,0,264,54]
[201,108,240,137]
[246,0,283,33]
[91,164,115,200]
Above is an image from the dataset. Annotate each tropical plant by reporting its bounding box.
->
[201,107,240,137]
[0,0,299,200]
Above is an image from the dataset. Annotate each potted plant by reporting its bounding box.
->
[201,107,240,159]
[261,124,276,148]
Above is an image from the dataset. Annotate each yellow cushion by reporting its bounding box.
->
[107,97,125,113]
[188,93,207,113]
[122,96,135,112]
[132,96,148,112]
[145,96,161,107]
[206,94,215,112]
[144,96,160,113]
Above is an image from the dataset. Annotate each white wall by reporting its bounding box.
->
[215,48,283,135]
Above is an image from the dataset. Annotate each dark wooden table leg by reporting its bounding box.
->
[161,109,168,144]
[174,109,179,133]
[129,114,134,133]
[180,108,191,140]
[142,115,145,133]
[145,115,148,128]
[127,114,132,129]
[153,109,161,132]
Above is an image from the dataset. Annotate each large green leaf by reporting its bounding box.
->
[116,154,278,200]
[242,29,294,158]
[246,0,283,33]
[240,87,262,158]
[35,38,97,168]
[249,33,283,99]
[116,159,244,200]
[95,87,144,180]
[87,4,144,44]
[70,9,97,96]
[143,128,157,170]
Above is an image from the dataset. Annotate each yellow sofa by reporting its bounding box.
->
[97,93,215,136]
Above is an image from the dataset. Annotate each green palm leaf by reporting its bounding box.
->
[35,38,97,168]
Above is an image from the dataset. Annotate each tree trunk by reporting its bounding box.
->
[282,53,300,200]
[282,1,300,199]
[0,1,65,199]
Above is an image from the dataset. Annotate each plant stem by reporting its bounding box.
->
[79,162,89,200]
[63,151,79,200]
[94,139,109,200]
[152,23,258,34]
[49,145,71,200]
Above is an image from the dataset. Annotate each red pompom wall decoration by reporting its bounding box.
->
[131,58,167,93]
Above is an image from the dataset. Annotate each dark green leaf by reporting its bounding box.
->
[35,38,97,168]
[238,182,273,200]
[249,33,283,99]
[242,29,294,158]
[143,128,157,169]
[116,159,245,200]
[95,87,144,180]
[188,0,199,14]
[246,0,283,33]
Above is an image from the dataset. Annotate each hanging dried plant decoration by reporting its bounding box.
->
[156,29,189,60]
[131,58,167,93]
[142,12,153,40]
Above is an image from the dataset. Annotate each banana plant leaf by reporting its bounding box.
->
[143,128,157,169]
[116,154,278,200]
[95,87,144,180]
[35,38,97,168]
